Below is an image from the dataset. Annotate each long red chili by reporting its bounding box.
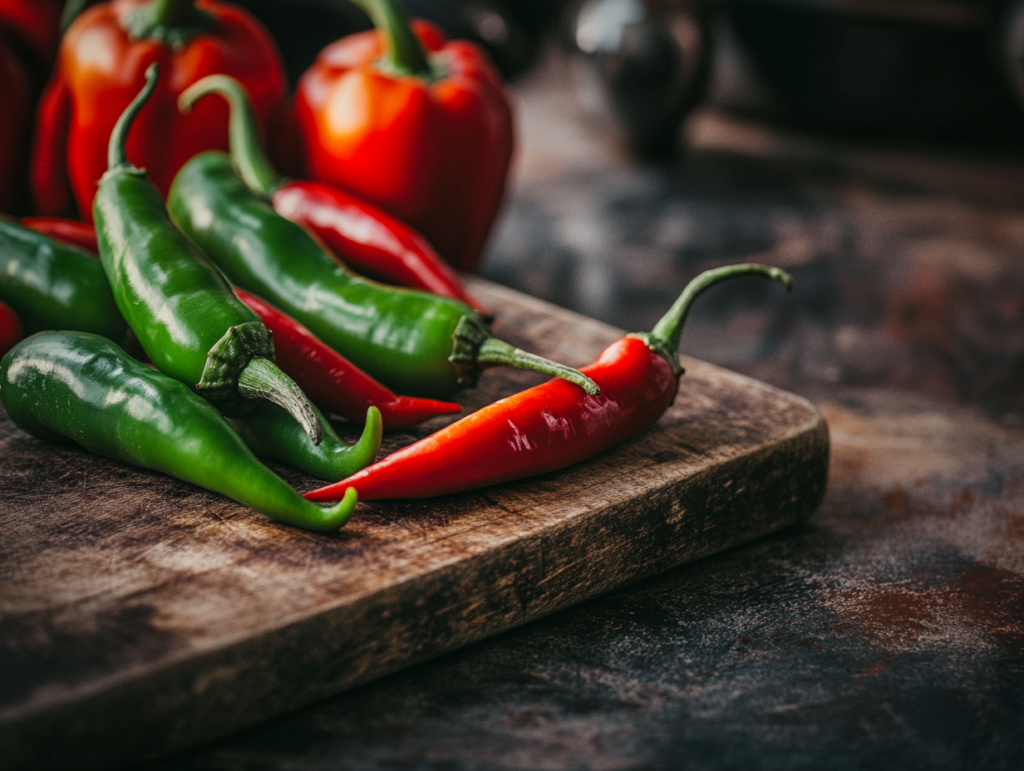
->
[14,216,462,429]
[20,216,98,252]
[234,288,462,430]
[304,264,792,503]
[178,73,489,315]
[271,181,490,316]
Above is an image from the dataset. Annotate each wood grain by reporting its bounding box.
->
[0,279,828,770]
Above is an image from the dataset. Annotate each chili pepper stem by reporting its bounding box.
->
[643,263,793,376]
[179,75,281,198]
[237,357,323,446]
[350,0,435,80]
[448,313,600,394]
[476,338,601,395]
[105,63,159,174]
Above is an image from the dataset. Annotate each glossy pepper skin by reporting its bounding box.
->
[168,150,598,401]
[0,216,130,345]
[30,0,286,219]
[305,264,792,503]
[235,289,462,430]
[0,300,23,359]
[6,213,460,430]
[95,64,321,443]
[1,331,358,531]
[293,0,514,273]
[181,74,489,315]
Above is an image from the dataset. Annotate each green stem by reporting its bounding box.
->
[645,263,793,375]
[350,0,432,78]
[237,357,323,446]
[123,0,212,46]
[477,338,600,395]
[178,75,282,198]
[107,63,159,172]
[146,0,197,27]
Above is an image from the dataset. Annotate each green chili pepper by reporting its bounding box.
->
[0,331,358,531]
[0,217,129,344]
[93,63,322,444]
[0,217,382,480]
[230,403,383,482]
[167,76,599,400]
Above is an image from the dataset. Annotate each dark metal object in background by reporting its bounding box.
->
[565,0,714,157]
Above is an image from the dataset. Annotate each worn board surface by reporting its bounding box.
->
[0,279,828,771]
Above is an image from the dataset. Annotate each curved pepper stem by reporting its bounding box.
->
[449,314,599,394]
[644,263,793,376]
[179,74,282,198]
[350,0,434,79]
[107,63,159,173]
[237,357,323,446]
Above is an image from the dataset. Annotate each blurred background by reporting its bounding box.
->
[221,0,1024,424]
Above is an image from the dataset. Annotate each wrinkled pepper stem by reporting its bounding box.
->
[179,74,281,198]
[350,0,434,79]
[449,314,601,395]
[639,263,793,376]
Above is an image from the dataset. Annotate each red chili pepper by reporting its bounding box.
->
[0,299,24,359]
[179,73,490,316]
[29,0,287,219]
[20,216,98,252]
[234,288,462,430]
[293,0,514,274]
[304,264,792,503]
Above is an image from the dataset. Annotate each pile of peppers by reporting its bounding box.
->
[0,0,794,534]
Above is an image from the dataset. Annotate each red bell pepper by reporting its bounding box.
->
[305,265,792,502]
[293,0,514,274]
[0,0,61,66]
[0,299,24,360]
[29,0,287,219]
[179,73,490,315]
[0,0,61,213]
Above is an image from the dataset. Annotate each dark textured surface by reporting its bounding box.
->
[128,46,1024,770]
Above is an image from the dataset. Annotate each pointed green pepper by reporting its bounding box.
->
[92,63,322,445]
[0,331,357,531]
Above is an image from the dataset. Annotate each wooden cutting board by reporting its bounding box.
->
[0,279,828,770]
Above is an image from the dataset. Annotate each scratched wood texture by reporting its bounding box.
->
[0,278,828,771]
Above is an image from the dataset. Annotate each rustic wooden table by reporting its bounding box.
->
[13,39,1024,770]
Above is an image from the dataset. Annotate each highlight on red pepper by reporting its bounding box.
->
[179,73,490,316]
[304,264,793,503]
[293,0,514,274]
[29,0,287,219]
[0,299,24,359]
